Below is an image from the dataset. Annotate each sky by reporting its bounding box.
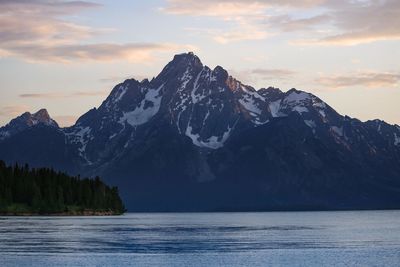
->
[0,0,399,127]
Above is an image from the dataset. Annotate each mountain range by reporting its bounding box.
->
[1,52,400,211]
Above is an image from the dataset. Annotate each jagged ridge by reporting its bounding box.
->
[0,52,400,211]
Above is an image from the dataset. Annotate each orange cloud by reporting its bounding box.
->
[163,0,322,16]
[0,0,194,62]
[8,43,193,63]
[0,105,31,117]
[316,72,400,89]
[230,68,297,87]
[164,0,400,46]
[19,90,108,99]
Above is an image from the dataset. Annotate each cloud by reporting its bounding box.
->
[19,90,108,99]
[267,14,331,32]
[0,0,101,14]
[251,68,297,79]
[162,0,325,43]
[163,0,322,16]
[8,42,189,63]
[163,0,400,46]
[315,71,400,89]
[231,68,297,86]
[291,0,400,46]
[186,25,269,44]
[19,93,61,99]
[0,0,100,45]
[163,0,264,17]
[0,105,31,116]
[213,23,269,44]
[164,0,276,43]
[0,0,192,62]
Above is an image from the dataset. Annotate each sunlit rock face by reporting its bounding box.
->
[1,52,400,211]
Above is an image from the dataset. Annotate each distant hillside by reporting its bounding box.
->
[0,161,125,215]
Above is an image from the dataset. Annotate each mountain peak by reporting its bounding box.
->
[213,65,228,78]
[0,109,59,140]
[287,88,302,94]
[33,108,51,121]
[1,53,400,212]
[170,52,202,66]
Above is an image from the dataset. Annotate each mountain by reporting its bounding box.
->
[1,52,400,211]
[0,109,58,140]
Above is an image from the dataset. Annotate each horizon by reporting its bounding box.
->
[0,0,399,127]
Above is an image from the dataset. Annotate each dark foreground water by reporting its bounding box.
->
[1,211,400,266]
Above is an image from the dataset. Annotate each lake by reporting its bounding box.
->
[1,211,400,266]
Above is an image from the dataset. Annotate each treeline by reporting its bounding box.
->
[0,161,125,215]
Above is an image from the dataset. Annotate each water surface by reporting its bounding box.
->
[1,211,400,266]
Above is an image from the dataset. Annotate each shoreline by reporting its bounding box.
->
[0,210,124,216]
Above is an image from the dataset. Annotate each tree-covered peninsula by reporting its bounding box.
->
[0,161,125,215]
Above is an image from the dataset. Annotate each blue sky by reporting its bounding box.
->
[0,0,399,126]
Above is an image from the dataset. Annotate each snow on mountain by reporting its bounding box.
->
[1,52,400,212]
[119,84,164,127]
[304,120,317,131]
[0,131,10,140]
[269,100,282,118]
[0,109,58,141]
[395,133,400,146]
[331,126,344,137]
[1,52,399,159]
[185,124,233,149]
[65,125,93,163]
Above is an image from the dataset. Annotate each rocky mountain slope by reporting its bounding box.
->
[1,52,399,211]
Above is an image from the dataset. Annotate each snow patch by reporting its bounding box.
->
[285,91,311,103]
[180,68,192,89]
[119,84,163,126]
[253,119,269,125]
[190,69,208,104]
[0,130,10,140]
[185,125,232,149]
[109,133,118,140]
[65,126,93,163]
[75,127,91,153]
[269,100,282,117]
[279,91,312,115]
[313,101,326,109]
[292,106,309,114]
[210,73,217,82]
[113,85,128,103]
[304,120,316,129]
[239,89,269,124]
[239,97,261,115]
[331,126,344,137]
[175,105,187,133]
[394,133,400,146]
[202,109,210,127]
[241,85,265,101]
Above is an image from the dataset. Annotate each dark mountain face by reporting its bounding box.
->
[1,52,400,211]
[0,109,58,141]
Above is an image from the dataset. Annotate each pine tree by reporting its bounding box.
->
[0,161,125,214]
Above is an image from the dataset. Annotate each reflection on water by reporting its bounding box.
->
[1,211,400,266]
